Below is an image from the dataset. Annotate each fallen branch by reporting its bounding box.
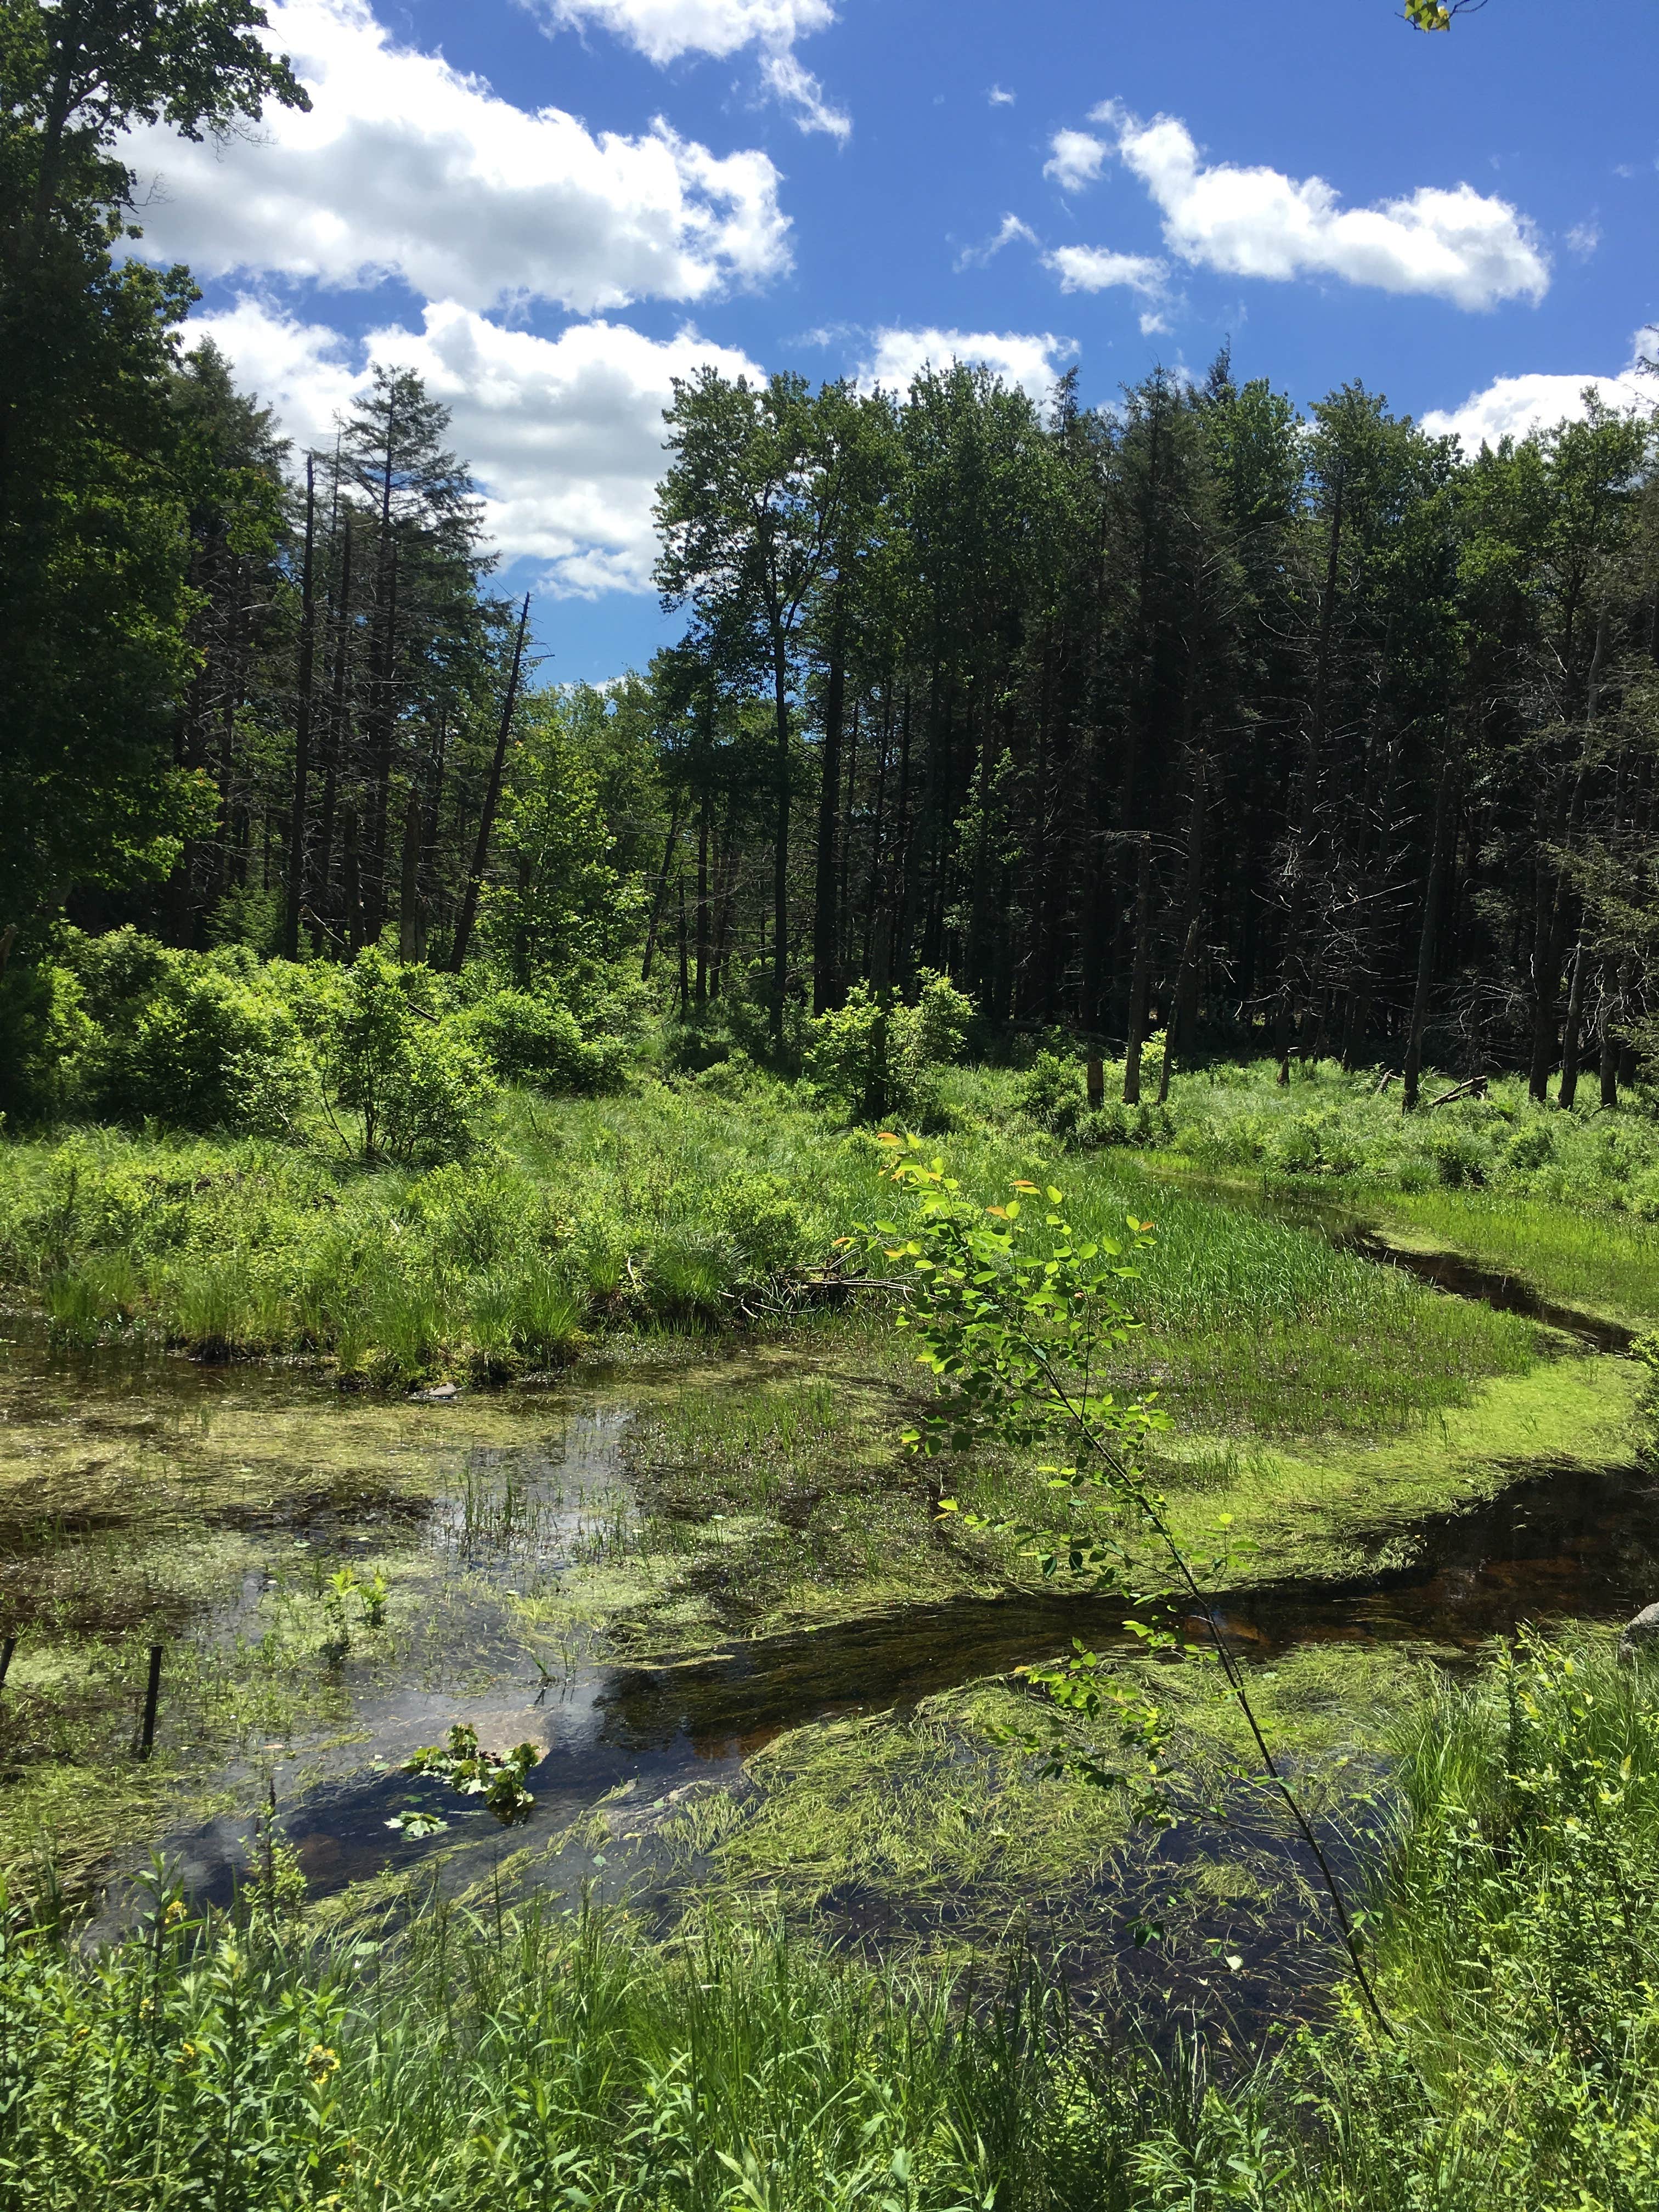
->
[1423,1075,1488,1111]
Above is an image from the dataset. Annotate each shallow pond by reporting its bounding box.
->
[2,1204,1654,2030]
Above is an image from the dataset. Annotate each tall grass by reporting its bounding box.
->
[0,1076,1542,1424]
[0,1893,1139,2210]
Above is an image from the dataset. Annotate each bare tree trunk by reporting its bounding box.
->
[1600,957,1623,1108]
[398,788,424,963]
[1279,475,1345,1085]
[812,628,845,1014]
[641,804,684,983]
[1159,916,1201,1107]
[449,593,531,973]
[282,455,318,960]
[771,629,791,1048]
[311,513,353,951]
[363,540,400,943]
[1530,608,1605,1101]
[1557,941,1589,1109]
[1122,835,1154,1106]
[1158,749,1208,1104]
[695,782,711,1007]
[1402,746,1459,1113]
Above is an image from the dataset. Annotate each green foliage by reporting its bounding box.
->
[461,986,625,1096]
[401,1723,538,1826]
[806,971,973,1125]
[295,949,493,1166]
[483,689,638,987]
[0,3,306,936]
[863,1136,1388,2025]
[1014,1049,1086,1137]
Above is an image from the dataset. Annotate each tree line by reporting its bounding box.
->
[652,356,1659,1107]
[4,0,1656,1116]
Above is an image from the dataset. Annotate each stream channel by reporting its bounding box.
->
[4,1208,1655,2028]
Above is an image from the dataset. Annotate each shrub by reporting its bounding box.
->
[295,949,494,1166]
[1013,1051,1085,1137]
[1427,1124,1491,1188]
[11,930,310,1135]
[1505,1119,1557,1173]
[806,972,975,1126]
[1269,1109,1363,1178]
[464,988,625,1096]
[715,1176,808,1279]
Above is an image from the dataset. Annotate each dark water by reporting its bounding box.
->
[153,1442,1659,1914]
[1343,1231,1635,1353]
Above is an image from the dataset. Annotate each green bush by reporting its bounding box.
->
[806,971,974,1126]
[715,1175,808,1278]
[5,930,309,1135]
[1013,1050,1085,1137]
[463,988,625,1096]
[1427,1122,1491,1188]
[294,949,494,1166]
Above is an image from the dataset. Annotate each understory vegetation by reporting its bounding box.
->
[7,9,1659,2202]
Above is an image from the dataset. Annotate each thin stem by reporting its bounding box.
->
[1019,1315,1395,2039]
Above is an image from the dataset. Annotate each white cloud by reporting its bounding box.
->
[538,0,832,63]
[191,295,765,594]
[1045,244,1167,298]
[988,84,1015,106]
[1419,329,1657,449]
[758,46,850,139]
[1085,99,1549,310]
[1566,220,1601,259]
[1043,128,1108,194]
[121,0,790,313]
[955,213,1039,272]
[532,0,847,137]
[856,325,1071,405]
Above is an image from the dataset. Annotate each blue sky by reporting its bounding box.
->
[122,0,1657,681]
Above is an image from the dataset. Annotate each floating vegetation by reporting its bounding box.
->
[400,1723,539,1825]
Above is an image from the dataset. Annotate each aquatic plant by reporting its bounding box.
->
[404,1723,538,1824]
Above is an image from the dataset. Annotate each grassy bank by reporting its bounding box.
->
[6,1632,1659,2209]
[988,1051,1659,1328]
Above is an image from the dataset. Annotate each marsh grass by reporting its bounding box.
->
[0,1077,1544,1429]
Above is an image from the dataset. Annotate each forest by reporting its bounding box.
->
[9,6,1659,2211]
[7,294,1658,1120]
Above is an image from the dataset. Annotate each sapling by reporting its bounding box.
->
[857,1133,1393,2034]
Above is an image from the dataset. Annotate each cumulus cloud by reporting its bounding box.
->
[1565,221,1601,260]
[193,295,765,594]
[1082,100,1549,310]
[531,0,848,137]
[121,0,790,313]
[955,212,1039,272]
[1045,244,1167,298]
[1043,128,1107,194]
[856,325,1071,405]
[1420,328,1657,449]
[988,84,1015,106]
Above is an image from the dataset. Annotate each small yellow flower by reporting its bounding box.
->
[163,1901,187,1928]
[305,2044,340,2085]
[176,2041,199,2066]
